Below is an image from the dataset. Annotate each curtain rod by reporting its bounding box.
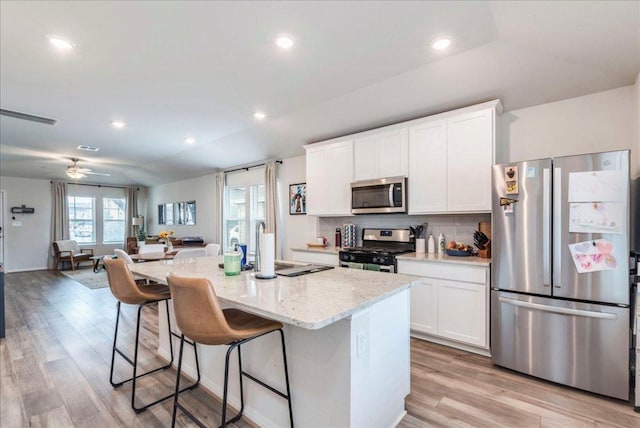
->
[224,160,282,174]
[51,181,139,190]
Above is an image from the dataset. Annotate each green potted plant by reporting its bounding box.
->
[136,227,146,246]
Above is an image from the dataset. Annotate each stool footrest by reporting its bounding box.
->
[241,371,289,400]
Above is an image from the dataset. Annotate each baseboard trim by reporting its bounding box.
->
[410,330,491,357]
[5,266,48,273]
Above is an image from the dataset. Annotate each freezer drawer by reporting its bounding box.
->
[491,291,629,400]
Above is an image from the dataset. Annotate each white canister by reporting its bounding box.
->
[415,238,426,253]
[427,234,436,254]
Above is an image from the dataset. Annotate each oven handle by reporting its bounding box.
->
[340,261,395,273]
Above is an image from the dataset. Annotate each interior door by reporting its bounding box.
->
[492,159,552,295]
[552,150,629,304]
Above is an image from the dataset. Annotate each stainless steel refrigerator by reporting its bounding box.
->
[491,150,631,400]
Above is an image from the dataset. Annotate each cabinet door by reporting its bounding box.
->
[447,109,493,212]
[353,136,377,181]
[377,128,408,178]
[408,121,447,213]
[306,148,327,215]
[326,141,354,215]
[437,279,487,348]
[410,277,438,335]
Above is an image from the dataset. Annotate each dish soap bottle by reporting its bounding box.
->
[438,233,445,254]
[427,234,436,254]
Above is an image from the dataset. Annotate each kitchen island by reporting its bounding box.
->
[129,256,424,427]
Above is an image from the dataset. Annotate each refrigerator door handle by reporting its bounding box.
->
[498,296,617,320]
[553,166,562,289]
[543,168,551,287]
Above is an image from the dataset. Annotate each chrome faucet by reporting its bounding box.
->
[255,221,266,273]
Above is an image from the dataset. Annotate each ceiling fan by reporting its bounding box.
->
[66,158,111,179]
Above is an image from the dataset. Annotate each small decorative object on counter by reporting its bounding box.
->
[335,228,342,248]
[223,250,242,276]
[438,233,445,254]
[416,238,426,253]
[427,234,435,254]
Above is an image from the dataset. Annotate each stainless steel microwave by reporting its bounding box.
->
[351,176,407,214]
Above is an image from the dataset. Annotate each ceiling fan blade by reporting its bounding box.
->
[84,171,111,176]
[1,108,57,125]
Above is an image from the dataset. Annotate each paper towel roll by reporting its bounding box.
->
[259,233,275,277]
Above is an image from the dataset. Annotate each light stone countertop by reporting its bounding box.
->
[291,246,341,255]
[396,252,491,267]
[129,256,423,330]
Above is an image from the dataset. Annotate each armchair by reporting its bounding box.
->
[53,240,94,271]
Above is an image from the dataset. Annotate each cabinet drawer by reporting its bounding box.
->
[397,260,487,284]
[291,251,339,267]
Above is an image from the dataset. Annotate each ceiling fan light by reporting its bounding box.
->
[66,169,86,179]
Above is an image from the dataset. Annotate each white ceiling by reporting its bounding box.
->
[1,1,638,186]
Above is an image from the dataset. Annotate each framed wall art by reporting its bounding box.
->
[289,183,306,215]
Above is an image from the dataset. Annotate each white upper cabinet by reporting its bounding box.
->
[408,102,499,214]
[446,109,493,212]
[353,129,408,181]
[305,140,354,216]
[408,121,447,213]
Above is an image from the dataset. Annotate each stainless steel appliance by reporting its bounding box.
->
[339,228,414,273]
[632,252,639,411]
[351,176,407,214]
[491,150,631,400]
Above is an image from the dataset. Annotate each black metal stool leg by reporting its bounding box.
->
[171,334,185,428]
[109,301,122,386]
[279,329,294,428]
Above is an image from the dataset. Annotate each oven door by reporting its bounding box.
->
[339,261,395,273]
[351,177,406,214]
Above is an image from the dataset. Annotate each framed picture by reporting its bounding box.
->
[158,204,165,225]
[176,201,185,225]
[289,183,306,215]
[165,202,174,225]
[186,200,196,225]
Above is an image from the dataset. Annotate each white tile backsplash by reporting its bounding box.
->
[318,213,490,247]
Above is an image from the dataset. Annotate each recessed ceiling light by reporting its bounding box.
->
[111,120,126,129]
[77,145,100,152]
[49,37,74,50]
[184,137,195,144]
[254,112,266,120]
[432,38,451,50]
[275,35,294,49]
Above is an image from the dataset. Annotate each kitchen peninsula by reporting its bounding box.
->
[129,256,425,427]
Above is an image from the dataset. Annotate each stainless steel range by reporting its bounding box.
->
[339,228,414,273]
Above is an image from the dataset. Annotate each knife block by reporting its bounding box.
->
[478,240,491,259]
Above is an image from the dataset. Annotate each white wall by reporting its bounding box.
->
[0,176,51,272]
[278,155,318,260]
[500,85,638,178]
[147,174,218,243]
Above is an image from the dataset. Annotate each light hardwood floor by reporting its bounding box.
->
[1,270,639,427]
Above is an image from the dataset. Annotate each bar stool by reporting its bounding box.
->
[167,274,294,427]
[103,257,201,413]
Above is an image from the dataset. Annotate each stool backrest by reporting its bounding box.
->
[114,248,134,265]
[104,257,148,305]
[174,248,207,260]
[167,274,238,345]
[205,243,221,256]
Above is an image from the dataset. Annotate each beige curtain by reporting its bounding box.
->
[265,161,280,258]
[49,181,69,268]
[215,172,225,247]
[125,186,139,237]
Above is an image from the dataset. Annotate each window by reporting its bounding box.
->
[225,184,265,255]
[103,197,126,243]
[68,196,95,243]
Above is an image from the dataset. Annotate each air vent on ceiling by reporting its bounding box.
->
[0,108,57,125]
[77,145,100,152]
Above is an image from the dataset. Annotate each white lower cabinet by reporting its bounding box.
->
[398,259,489,354]
[291,250,339,267]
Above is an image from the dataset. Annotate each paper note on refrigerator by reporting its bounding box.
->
[568,239,617,274]
[567,170,626,202]
[569,202,624,234]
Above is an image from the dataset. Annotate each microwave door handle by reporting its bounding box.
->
[389,184,394,207]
